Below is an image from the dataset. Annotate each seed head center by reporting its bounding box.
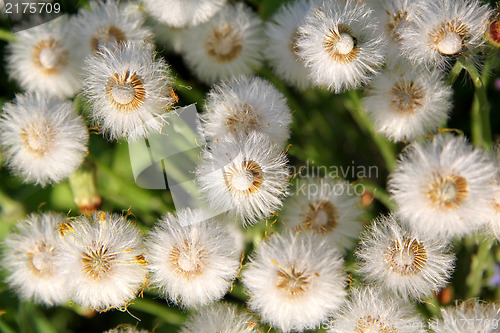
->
[385,238,428,276]
[303,201,338,233]
[436,32,463,55]
[111,83,135,105]
[22,123,55,157]
[427,174,468,209]
[336,33,355,55]
[231,171,254,192]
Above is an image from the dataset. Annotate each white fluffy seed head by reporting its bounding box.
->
[296,0,386,93]
[181,3,265,84]
[488,149,500,241]
[6,17,82,98]
[363,60,453,142]
[264,0,317,90]
[82,41,175,141]
[433,300,500,333]
[329,286,425,333]
[388,134,498,239]
[355,214,456,300]
[280,177,363,253]
[0,93,89,186]
[56,212,147,311]
[399,0,492,69]
[145,209,241,308]
[3,213,70,306]
[143,0,226,28]
[180,302,262,333]
[242,230,347,333]
[202,76,292,147]
[70,0,152,56]
[196,132,289,226]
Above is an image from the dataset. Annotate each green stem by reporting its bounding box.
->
[0,29,14,42]
[466,236,494,298]
[446,60,464,86]
[459,57,493,148]
[354,179,397,211]
[346,90,397,172]
[128,298,185,325]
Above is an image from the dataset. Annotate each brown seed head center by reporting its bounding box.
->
[106,70,146,112]
[169,241,207,279]
[276,265,311,297]
[389,80,424,114]
[289,28,303,60]
[81,244,116,279]
[32,38,69,75]
[355,315,398,333]
[323,25,359,64]
[302,200,338,233]
[28,242,54,276]
[384,237,428,276]
[385,9,408,43]
[226,103,263,136]
[90,25,126,52]
[21,122,56,157]
[224,159,264,197]
[205,24,243,62]
[427,173,469,209]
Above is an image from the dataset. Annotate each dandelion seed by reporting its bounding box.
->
[180,302,262,333]
[181,3,264,84]
[0,93,89,186]
[196,132,289,225]
[143,0,226,28]
[202,76,292,147]
[264,0,316,90]
[363,61,453,142]
[6,17,82,98]
[242,230,347,333]
[432,300,500,333]
[82,41,175,141]
[297,0,386,92]
[399,0,491,69]
[280,177,363,253]
[145,209,241,308]
[356,214,455,300]
[388,134,497,238]
[56,212,147,311]
[71,0,151,55]
[3,213,70,306]
[329,286,425,333]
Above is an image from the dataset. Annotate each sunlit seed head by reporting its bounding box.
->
[32,39,68,75]
[303,201,338,233]
[323,25,359,64]
[105,70,146,113]
[431,20,469,55]
[354,315,397,333]
[224,159,264,196]
[226,104,263,136]
[205,24,243,62]
[389,80,425,114]
[384,237,428,276]
[20,123,56,157]
[427,173,469,209]
[81,244,116,280]
[90,25,126,52]
[169,241,207,279]
[276,264,311,297]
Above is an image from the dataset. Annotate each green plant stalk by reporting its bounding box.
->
[128,298,185,325]
[0,29,14,42]
[354,179,397,211]
[346,90,397,172]
[466,236,494,298]
[459,57,493,148]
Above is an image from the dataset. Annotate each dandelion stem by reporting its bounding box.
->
[0,29,14,42]
[345,90,397,172]
[353,179,397,211]
[466,235,494,298]
[446,60,463,86]
[458,57,493,149]
[128,298,185,325]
